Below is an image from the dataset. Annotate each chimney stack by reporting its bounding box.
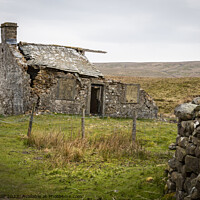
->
[1,22,18,44]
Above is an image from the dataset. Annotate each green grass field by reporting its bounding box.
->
[0,114,177,200]
[1,77,198,199]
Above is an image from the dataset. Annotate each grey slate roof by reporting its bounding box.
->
[18,42,103,78]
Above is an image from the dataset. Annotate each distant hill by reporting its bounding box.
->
[94,61,200,77]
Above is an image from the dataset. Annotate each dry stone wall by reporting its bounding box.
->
[167,97,200,199]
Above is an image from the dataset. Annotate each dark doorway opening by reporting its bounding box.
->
[90,84,103,115]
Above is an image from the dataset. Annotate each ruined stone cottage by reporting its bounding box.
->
[0,22,158,118]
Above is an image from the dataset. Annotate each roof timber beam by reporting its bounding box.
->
[80,49,107,54]
[19,42,107,54]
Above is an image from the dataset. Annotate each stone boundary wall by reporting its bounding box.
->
[167,97,200,200]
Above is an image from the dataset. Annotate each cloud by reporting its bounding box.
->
[0,0,200,62]
[185,0,200,9]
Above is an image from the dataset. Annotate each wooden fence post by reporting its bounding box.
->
[132,110,136,141]
[27,103,35,137]
[81,107,85,139]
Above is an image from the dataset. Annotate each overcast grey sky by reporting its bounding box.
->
[0,0,200,62]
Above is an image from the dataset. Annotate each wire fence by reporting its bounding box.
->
[0,112,135,138]
[0,111,177,154]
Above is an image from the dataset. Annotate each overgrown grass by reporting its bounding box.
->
[106,76,200,115]
[0,114,177,199]
[26,129,144,165]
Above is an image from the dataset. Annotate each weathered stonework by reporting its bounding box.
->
[167,99,200,200]
[0,43,31,115]
[1,22,18,44]
[103,80,157,118]
[0,22,158,118]
[22,67,157,118]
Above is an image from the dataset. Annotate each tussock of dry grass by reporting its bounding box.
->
[27,130,144,165]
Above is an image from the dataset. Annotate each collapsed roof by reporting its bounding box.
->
[18,42,105,78]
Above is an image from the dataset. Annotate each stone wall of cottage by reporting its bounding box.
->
[0,43,31,115]
[29,69,158,118]
[104,80,158,119]
[0,44,158,118]
[167,97,200,200]
[29,68,91,114]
